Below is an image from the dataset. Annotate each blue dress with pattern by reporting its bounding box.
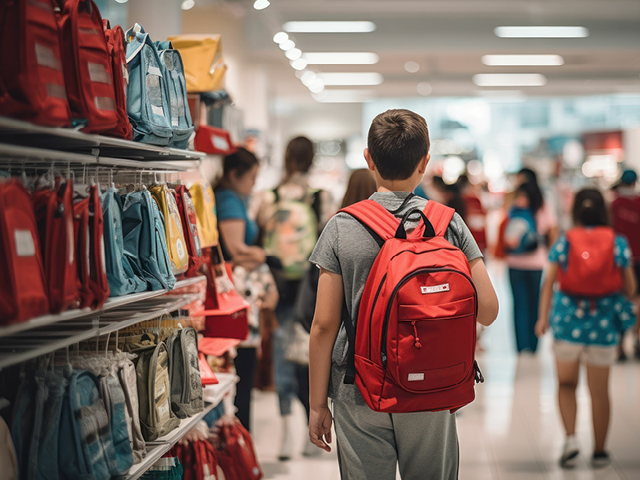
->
[549,233,636,346]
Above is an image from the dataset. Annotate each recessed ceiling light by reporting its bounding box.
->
[315,72,383,86]
[473,73,547,87]
[302,52,379,65]
[290,58,308,70]
[494,26,589,38]
[279,40,296,51]
[300,71,317,86]
[115,0,129,3]
[405,61,420,73]
[273,32,289,44]
[253,0,270,11]
[283,21,376,33]
[285,48,302,60]
[308,79,325,94]
[482,54,564,66]
[313,89,375,103]
[181,0,195,10]
[417,82,432,96]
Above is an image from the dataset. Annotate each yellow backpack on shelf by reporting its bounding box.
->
[189,180,219,249]
[150,185,190,276]
[165,34,227,93]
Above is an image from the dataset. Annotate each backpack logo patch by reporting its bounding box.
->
[408,373,425,381]
[421,283,450,294]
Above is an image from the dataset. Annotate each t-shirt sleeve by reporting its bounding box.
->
[445,213,483,262]
[615,235,632,268]
[309,216,342,275]
[548,235,567,265]
[216,191,246,222]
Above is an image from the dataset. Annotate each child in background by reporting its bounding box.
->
[535,189,636,469]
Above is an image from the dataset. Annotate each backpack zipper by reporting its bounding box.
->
[380,267,476,368]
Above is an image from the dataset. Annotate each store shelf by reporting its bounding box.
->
[0,276,205,339]
[121,375,237,480]
[0,116,205,161]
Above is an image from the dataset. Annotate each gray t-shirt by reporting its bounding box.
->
[309,191,483,405]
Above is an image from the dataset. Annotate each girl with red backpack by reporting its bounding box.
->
[535,189,636,469]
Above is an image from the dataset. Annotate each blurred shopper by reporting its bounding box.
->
[340,169,377,209]
[256,136,331,461]
[308,109,499,479]
[215,147,265,432]
[503,168,558,353]
[458,174,487,253]
[433,175,467,218]
[536,188,636,469]
[610,169,640,360]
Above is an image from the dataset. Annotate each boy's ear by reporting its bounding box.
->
[419,154,431,174]
[364,148,376,172]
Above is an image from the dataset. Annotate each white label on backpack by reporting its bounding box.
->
[151,105,164,116]
[212,134,229,151]
[421,283,449,294]
[35,44,62,71]
[408,373,424,381]
[67,220,74,265]
[156,383,166,398]
[14,230,36,257]
[88,63,112,84]
[147,65,162,77]
[176,238,185,259]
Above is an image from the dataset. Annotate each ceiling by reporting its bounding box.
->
[197,0,640,102]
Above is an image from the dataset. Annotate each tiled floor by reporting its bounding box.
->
[251,261,640,479]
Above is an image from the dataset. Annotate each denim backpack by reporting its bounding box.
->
[121,189,176,291]
[99,371,134,475]
[167,327,204,419]
[125,24,173,146]
[155,41,194,149]
[101,188,147,296]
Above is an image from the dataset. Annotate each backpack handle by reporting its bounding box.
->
[395,208,435,239]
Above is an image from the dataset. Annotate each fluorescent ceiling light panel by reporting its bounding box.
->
[315,72,383,86]
[476,90,525,97]
[302,52,379,65]
[314,89,375,103]
[273,32,288,44]
[482,54,564,66]
[494,26,589,38]
[473,73,547,87]
[283,21,376,33]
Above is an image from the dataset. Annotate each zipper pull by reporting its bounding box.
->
[411,321,422,349]
[381,351,387,367]
[474,361,484,384]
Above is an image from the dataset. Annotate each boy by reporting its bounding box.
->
[308,109,499,480]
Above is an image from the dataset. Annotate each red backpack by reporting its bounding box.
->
[0,180,49,324]
[0,0,71,126]
[557,227,623,297]
[102,20,133,139]
[215,423,262,480]
[339,200,482,413]
[73,196,94,309]
[173,440,220,480]
[463,193,487,252]
[33,180,79,313]
[611,195,640,263]
[55,0,118,133]
[175,185,204,277]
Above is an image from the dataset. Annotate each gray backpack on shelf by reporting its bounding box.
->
[133,342,180,441]
[167,327,204,418]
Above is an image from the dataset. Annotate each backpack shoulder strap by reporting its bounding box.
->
[338,199,399,242]
[421,201,455,237]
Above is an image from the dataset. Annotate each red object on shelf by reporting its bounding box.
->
[198,353,219,385]
[215,422,263,480]
[199,337,242,357]
[194,125,237,155]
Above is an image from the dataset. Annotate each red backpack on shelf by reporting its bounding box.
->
[73,196,94,309]
[173,440,221,480]
[215,422,262,480]
[558,227,623,297]
[338,200,482,414]
[0,0,71,126]
[55,0,118,133]
[175,184,204,277]
[102,20,133,139]
[33,179,79,313]
[0,180,49,324]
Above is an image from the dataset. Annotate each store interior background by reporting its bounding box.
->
[102,1,639,479]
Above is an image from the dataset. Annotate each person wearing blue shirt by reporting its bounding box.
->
[536,189,637,470]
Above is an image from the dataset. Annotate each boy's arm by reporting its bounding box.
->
[469,257,499,326]
[535,262,558,337]
[308,267,344,453]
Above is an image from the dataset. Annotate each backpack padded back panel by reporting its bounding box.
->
[339,200,480,413]
[168,327,204,418]
[558,227,623,297]
[150,185,189,277]
[0,180,49,324]
[56,0,118,133]
[0,0,71,126]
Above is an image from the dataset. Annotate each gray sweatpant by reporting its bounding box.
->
[333,401,459,480]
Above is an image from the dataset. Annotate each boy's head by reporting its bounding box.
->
[364,109,430,185]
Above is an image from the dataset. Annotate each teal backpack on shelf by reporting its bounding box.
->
[121,189,176,291]
[125,24,174,146]
[155,41,194,149]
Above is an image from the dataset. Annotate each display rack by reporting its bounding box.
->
[122,374,238,480]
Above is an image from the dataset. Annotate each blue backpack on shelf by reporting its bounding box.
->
[505,207,539,255]
[125,24,174,146]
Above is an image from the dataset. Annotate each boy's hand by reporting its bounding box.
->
[535,317,549,337]
[309,405,333,453]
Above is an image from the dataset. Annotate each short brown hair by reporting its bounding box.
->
[367,109,430,180]
[285,136,315,178]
